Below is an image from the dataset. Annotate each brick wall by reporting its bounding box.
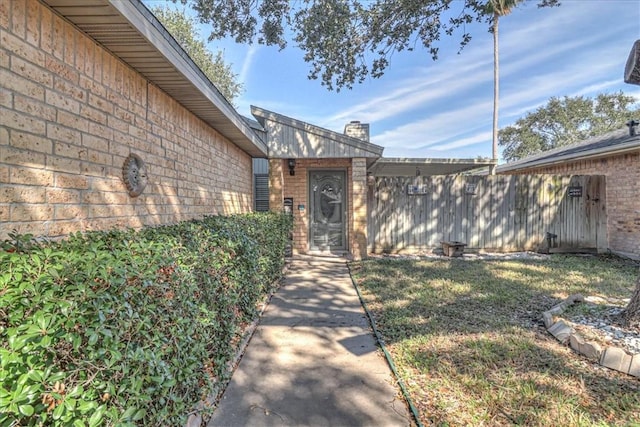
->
[501,153,640,257]
[0,0,253,239]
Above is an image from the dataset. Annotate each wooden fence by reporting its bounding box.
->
[367,175,607,253]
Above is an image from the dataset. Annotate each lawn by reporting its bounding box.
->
[349,254,640,426]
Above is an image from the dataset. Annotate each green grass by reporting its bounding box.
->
[350,254,640,427]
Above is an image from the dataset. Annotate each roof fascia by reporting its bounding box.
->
[497,138,640,172]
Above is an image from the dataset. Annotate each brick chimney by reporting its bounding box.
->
[344,121,370,142]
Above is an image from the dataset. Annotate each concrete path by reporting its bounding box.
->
[208,255,412,427]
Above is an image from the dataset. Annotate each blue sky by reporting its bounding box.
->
[147,1,640,162]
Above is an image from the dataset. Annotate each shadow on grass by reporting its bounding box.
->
[350,255,640,426]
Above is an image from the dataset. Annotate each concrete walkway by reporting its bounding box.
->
[208,255,412,427]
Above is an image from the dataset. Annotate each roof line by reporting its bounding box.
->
[251,105,385,156]
[113,0,268,156]
[497,129,640,172]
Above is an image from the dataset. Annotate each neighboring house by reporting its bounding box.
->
[0,0,267,239]
[497,125,640,258]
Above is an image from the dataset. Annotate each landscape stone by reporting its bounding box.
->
[569,333,602,361]
[628,354,640,378]
[548,320,573,344]
[600,347,633,374]
[567,294,585,303]
[548,302,568,316]
[542,311,554,329]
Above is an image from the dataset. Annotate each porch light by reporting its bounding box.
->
[288,159,296,176]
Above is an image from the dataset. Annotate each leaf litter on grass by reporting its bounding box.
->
[350,254,640,427]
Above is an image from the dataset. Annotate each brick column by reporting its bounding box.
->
[351,158,368,260]
[269,159,284,212]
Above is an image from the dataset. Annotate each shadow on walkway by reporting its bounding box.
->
[207,255,412,426]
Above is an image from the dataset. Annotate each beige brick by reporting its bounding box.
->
[80,104,107,125]
[82,40,96,79]
[45,89,80,114]
[88,92,113,114]
[0,68,45,100]
[48,220,83,237]
[55,204,86,220]
[87,122,113,140]
[0,165,8,182]
[0,126,7,145]
[0,106,45,134]
[2,28,45,68]
[0,47,9,69]
[48,124,81,145]
[82,134,109,152]
[53,141,87,160]
[14,95,55,121]
[26,0,40,46]
[57,110,89,132]
[1,145,46,166]
[79,74,108,98]
[46,187,80,204]
[38,7,52,53]
[10,130,52,153]
[10,166,53,186]
[45,55,79,85]
[83,190,128,205]
[55,173,88,190]
[10,0,26,38]
[51,15,64,60]
[0,204,9,221]
[0,185,46,203]
[53,77,86,102]
[0,0,9,29]
[11,204,53,221]
[46,154,81,172]
[63,26,75,67]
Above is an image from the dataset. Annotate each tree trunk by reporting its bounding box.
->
[622,273,640,326]
[491,12,499,174]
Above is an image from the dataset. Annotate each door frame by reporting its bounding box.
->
[308,169,348,252]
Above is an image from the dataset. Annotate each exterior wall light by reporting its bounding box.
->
[288,159,296,176]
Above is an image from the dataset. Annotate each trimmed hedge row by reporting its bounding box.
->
[0,212,292,426]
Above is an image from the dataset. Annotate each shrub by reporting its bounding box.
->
[0,212,291,426]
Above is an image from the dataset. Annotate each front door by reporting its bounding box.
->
[309,170,346,251]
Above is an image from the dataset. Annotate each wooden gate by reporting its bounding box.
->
[367,175,607,253]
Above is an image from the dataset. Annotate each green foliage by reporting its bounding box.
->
[0,212,291,426]
[499,92,640,162]
[151,6,243,104]
[184,0,558,91]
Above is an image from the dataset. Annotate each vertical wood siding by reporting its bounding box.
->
[368,175,607,253]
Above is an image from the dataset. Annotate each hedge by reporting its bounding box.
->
[0,212,292,426]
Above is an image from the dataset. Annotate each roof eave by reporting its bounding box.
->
[497,139,640,172]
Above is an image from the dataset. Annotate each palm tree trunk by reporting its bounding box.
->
[491,11,499,175]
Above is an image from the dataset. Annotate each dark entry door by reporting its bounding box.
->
[309,171,346,251]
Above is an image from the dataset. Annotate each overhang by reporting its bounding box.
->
[497,128,640,173]
[368,158,497,176]
[42,0,268,157]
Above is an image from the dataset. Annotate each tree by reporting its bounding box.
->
[486,0,522,172]
[499,92,640,162]
[152,6,243,104]
[623,276,640,327]
[184,0,560,92]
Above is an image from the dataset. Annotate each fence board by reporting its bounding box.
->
[368,175,606,253]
